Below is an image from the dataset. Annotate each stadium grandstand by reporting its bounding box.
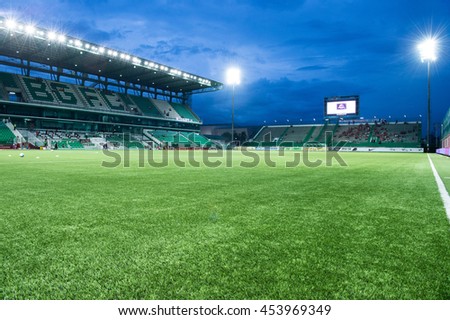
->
[437,107,450,156]
[243,119,422,150]
[0,16,221,149]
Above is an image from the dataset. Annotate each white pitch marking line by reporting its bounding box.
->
[428,154,450,221]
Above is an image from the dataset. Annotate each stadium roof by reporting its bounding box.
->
[0,16,223,95]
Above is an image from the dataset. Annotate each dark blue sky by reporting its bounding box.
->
[2,0,449,126]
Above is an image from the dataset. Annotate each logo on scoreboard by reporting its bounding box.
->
[337,103,347,110]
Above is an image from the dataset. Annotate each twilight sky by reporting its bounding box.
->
[1,0,449,126]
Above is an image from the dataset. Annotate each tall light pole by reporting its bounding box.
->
[418,38,437,152]
[226,68,241,148]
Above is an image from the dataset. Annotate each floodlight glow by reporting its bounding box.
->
[74,39,82,47]
[47,31,56,40]
[226,68,241,85]
[98,47,105,53]
[25,25,35,35]
[57,34,66,43]
[5,19,17,29]
[418,38,437,62]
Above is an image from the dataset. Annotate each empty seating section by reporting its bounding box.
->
[126,141,144,149]
[0,72,20,90]
[0,121,15,144]
[281,126,312,145]
[117,93,137,110]
[254,126,289,143]
[51,140,83,149]
[106,134,142,148]
[99,91,126,111]
[20,76,57,103]
[171,103,200,122]
[185,132,210,146]
[68,140,84,149]
[129,95,163,118]
[149,130,190,144]
[0,72,202,121]
[310,124,326,142]
[77,87,109,110]
[151,99,181,119]
[47,81,82,107]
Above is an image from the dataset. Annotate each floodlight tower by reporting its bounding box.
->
[226,68,241,147]
[418,38,437,152]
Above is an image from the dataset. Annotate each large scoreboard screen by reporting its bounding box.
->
[324,96,359,116]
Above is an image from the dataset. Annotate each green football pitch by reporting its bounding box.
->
[1,150,449,299]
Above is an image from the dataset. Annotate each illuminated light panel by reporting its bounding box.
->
[226,68,241,85]
[25,25,35,35]
[5,19,17,29]
[57,34,66,43]
[47,31,57,40]
[418,38,438,62]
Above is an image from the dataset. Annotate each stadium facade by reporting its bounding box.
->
[437,107,450,156]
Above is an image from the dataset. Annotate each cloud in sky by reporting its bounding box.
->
[1,0,449,126]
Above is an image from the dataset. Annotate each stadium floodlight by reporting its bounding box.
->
[25,25,35,35]
[418,37,438,152]
[226,67,241,147]
[57,34,66,43]
[418,38,437,62]
[5,19,16,29]
[226,68,241,86]
[47,31,57,41]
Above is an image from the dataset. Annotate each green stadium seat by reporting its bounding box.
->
[47,81,81,106]
[185,132,211,146]
[170,103,200,122]
[0,72,20,89]
[99,91,126,111]
[77,87,108,109]
[20,76,56,103]
[0,121,16,144]
[129,95,163,118]
[150,99,180,119]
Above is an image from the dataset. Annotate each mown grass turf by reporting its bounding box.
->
[431,154,450,192]
[1,150,449,299]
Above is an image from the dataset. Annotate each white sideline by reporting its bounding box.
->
[428,154,450,221]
